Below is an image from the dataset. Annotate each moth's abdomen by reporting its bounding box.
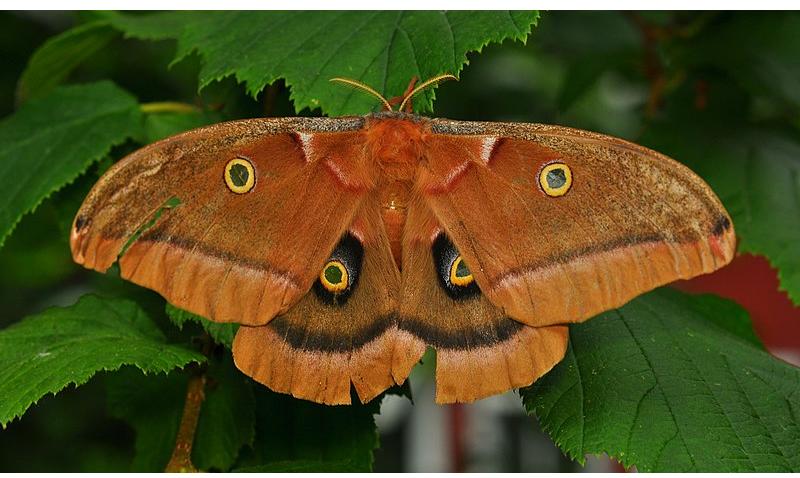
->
[379,181,414,269]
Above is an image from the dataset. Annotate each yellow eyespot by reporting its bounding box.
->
[539,162,572,197]
[224,158,255,194]
[449,256,474,287]
[320,260,349,293]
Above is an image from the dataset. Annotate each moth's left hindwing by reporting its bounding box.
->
[233,200,410,405]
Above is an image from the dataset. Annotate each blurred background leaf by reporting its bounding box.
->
[15,20,119,104]
[679,12,800,114]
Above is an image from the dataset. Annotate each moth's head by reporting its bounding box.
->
[364,115,425,162]
[329,74,457,114]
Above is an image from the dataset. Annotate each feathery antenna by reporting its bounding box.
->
[329,74,457,113]
[329,77,393,112]
[398,74,457,113]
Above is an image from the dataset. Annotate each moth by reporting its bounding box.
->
[70,76,736,405]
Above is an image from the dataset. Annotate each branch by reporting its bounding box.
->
[164,334,214,472]
[164,371,207,472]
[624,12,666,118]
[140,101,200,114]
[625,12,719,117]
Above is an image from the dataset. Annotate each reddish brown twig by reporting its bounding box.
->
[625,11,719,117]
[164,371,207,473]
[625,12,667,118]
[164,334,214,472]
[387,76,418,112]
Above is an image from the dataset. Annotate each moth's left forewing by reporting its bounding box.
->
[71,117,371,326]
[423,119,736,327]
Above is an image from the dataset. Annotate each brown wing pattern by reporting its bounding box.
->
[233,200,413,405]
[420,120,736,328]
[71,117,369,325]
[395,194,568,403]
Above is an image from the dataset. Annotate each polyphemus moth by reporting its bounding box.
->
[70,75,736,405]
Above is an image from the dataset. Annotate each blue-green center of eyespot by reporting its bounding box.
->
[546,168,567,189]
[324,265,344,284]
[229,163,249,187]
[455,258,471,278]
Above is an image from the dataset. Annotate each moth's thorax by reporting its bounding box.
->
[365,117,425,168]
[365,117,427,267]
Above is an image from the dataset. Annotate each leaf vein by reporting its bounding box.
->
[616,309,697,470]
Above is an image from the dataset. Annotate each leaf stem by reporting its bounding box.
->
[140,101,199,114]
[164,371,206,472]
[164,334,214,473]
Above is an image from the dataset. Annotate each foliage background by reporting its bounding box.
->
[0,10,798,472]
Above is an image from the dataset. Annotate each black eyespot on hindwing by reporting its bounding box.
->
[313,233,364,306]
[432,234,480,300]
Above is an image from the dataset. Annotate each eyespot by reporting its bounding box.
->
[433,234,480,300]
[320,260,349,293]
[449,256,474,287]
[539,162,572,197]
[224,158,255,194]
[313,233,363,305]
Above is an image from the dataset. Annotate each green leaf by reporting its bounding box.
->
[534,11,639,111]
[105,10,204,42]
[166,304,238,349]
[193,356,255,471]
[642,121,800,304]
[236,387,381,472]
[0,294,204,428]
[108,11,539,115]
[680,289,764,349]
[16,21,119,104]
[0,81,142,248]
[523,288,800,472]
